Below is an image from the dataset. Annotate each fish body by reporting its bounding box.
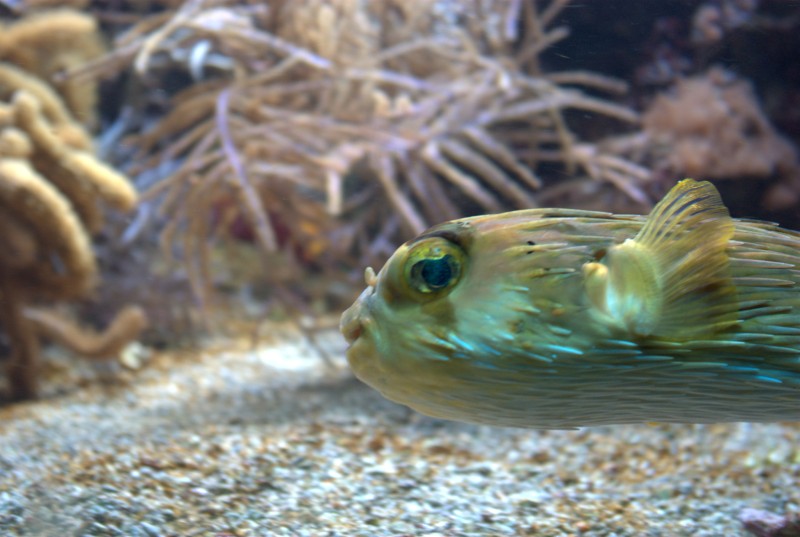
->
[340,180,800,428]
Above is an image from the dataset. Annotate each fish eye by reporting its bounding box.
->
[402,237,465,298]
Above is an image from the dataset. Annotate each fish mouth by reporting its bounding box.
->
[340,286,375,346]
[340,305,363,344]
[340,287,381,384]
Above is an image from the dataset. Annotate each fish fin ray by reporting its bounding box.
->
[585,179,739,339]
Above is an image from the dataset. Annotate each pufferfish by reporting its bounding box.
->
[340,179,800,428]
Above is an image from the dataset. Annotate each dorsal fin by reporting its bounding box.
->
[584,179,738,339]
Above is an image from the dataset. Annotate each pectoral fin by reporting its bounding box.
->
[584,179,738,339]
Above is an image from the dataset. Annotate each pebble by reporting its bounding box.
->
[0,329,798,536]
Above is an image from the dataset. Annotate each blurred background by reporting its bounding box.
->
[0,0,798,400]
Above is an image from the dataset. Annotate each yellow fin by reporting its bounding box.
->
[584,179,738,339]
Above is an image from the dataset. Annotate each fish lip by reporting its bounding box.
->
[340,286,383,387]
[340,286,374,345]
[340,308,362,344]
[339,310,364,345]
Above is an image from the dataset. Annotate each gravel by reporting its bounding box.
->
[0,323,798,536]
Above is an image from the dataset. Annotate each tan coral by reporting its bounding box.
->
[0,90,143,400]
[0,63,75,125]
[0,158,97,298]
[0,9,106,125]
[23,305,149,361]
[13,0,90,10]
[12,91,137,232]
[0,62,93,150]
[643,68,800,211]
[0,156,95,399]
[85,0,645,309]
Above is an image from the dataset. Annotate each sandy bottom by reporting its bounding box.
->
[0,324,798,537]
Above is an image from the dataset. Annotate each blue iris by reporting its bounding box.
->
[412,254,459,291]
[422,256,454,288]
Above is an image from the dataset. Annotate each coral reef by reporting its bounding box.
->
[642,67,800,211]
[542,0,799,225]
[0,8,106,125]
[691,0,760,45]
[5,0,788,338]
[23,305,148,360]
[83,0,647,309]
[0,62,93,150]
[4,0,91,11]
[0,85,142,400]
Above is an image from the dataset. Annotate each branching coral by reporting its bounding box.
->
[84,0,649,308]
[23,305,148,360]
[0,8,106,125]
[691,0,760,45]
[0,88,143,400]
[642,67,800,212]
[4,0,91,11]
[0,62,93,150]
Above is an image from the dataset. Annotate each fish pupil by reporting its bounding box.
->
[415,255,456,290]
[403,238,465,296]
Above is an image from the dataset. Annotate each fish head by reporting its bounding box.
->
[340,212,596,420]
[340,222,475,402]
